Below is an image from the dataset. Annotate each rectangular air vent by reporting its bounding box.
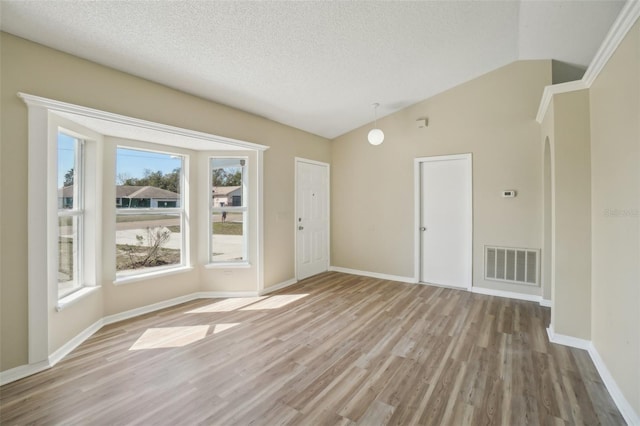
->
[485,246,539,286]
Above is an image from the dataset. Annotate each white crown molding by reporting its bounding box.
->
[17,92,269,151]
[328,266,418,284]
[536,1,640,123]
[535,80,587,123]
[583,0,640,87]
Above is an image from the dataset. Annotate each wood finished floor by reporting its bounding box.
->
[0,272,625,425]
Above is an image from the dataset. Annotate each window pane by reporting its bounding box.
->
[58,131,82,298]
[58,133,78,209]
[210,157,246,263]
[58,215,80,297]
[116,148,182,209]
[116,213,182,274]
[211,212,245,262]
[211,158,244,208]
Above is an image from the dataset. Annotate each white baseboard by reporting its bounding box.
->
[1,290,260,385]
[260,278,297,295]
[588,343,640,425]
[196,291,259,298]
[471,286,544,304]
[546,326,639,424]
[0,360,50,386]
[103,293,201,326]
[329,267,552,308]
[546,326,591,350]
[329,266,417,284]
[48,318,104,366]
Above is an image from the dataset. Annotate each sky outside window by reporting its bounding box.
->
[57,133,76,188]
[116,147,182,182]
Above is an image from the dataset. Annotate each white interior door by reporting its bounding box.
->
[296,159,329,280]
[419,154,472,289]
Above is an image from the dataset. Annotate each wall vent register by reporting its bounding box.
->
[485,245,539,286]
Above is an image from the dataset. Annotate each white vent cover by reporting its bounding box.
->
[485,246,539,286]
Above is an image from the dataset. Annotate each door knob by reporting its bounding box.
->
[298,226,304,230]
[420,227,427,231]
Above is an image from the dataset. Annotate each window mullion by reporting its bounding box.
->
[116,208,182,216]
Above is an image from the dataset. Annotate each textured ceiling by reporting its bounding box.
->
[0,1,625,139]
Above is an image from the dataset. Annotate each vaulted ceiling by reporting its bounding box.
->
[0,1,626,139]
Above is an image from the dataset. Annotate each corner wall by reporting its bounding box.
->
[550,89,592,340]
[537,13,640,421]
[589,18,640,418]
[331,60,550,295]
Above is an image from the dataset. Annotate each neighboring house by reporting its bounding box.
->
[57,186,74,209]
[116,185,180,208]
[212,186,242,207]
[59,185,180,208]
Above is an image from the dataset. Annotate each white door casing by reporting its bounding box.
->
[295,158,330,280]
[416,154,472,289]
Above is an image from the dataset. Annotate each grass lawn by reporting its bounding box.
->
[166,222,242,234]
[116,214,174,223]
[213,222,243,235]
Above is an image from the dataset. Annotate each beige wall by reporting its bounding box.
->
[0,32,330,371]
[540,105,554,304]
[331,60,550,294]
[589,19,640,416]
[549,89,592,339]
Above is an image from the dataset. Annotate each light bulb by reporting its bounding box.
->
[368,128,384,145]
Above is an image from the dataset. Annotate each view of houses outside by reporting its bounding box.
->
[57,145,247,284]
[114,147,183,275]
[211,158,246,262]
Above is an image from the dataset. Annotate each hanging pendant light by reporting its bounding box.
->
[368,103,384,146]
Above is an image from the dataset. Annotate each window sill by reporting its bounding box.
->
[114,265,194,286]
[56,286,100,312]
[205,262,252,269]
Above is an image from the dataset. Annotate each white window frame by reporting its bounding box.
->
[114,146,187,280]
[209,156,249,265]
[57,132,85,299]
[20,92,267,366]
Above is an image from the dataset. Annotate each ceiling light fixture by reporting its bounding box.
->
[368,103,384,146]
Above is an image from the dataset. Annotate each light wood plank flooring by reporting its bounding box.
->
[0,272,625,425]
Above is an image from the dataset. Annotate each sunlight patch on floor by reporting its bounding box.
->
[186,297,267,313]
[129,326,209,350]
[240,294,308,310]
[212,323,240,334]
